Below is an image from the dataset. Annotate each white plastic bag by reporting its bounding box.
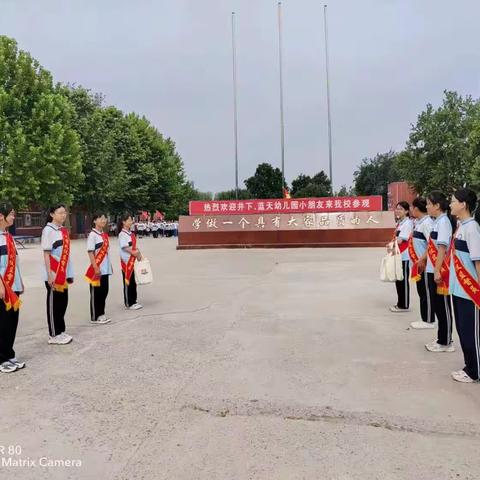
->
[134,257,153,285]
[380,241,404,282]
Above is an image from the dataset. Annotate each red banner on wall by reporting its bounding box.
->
[189,196,382,216]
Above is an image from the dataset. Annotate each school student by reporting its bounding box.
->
[85,214,112,325]
[0,201,25,373]
[151,222,159,239]
[41,204,74,345]
[409,197,435,329]
[118,213,143,310]
[449,188,480,383]
[424,192,455,353]
[390,201,414,312]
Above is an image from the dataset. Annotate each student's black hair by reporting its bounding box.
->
[427,191,456,230]
[0,200,14,219]
[427,191,449,212]
[396,201,410,216]
[453,188,478,218]
[45,204,66,225]
[117,212,132,233]
[412,197,427,214]
[91,213,106,229]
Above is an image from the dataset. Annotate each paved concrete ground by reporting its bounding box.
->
[1,238,479,480]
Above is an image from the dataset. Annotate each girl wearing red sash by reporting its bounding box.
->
[85,214,112,325]
[409,197,435,330]
[389,201,413,313]
[41,204,74,345]
[449,188,480,383]
[0,201,25,373]
[118,214,143,310]
[424,192,455,353]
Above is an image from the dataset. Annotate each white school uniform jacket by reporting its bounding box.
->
[449,218,480,301]
[426,214,452,274]
[41,223,74,281]
[396,217,414,262]
[0,230,23,292]
[87,229,113,276]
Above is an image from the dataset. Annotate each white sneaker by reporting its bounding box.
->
[425,342,455,353]
[48,333,72,345]
[91,315,111,325]
[410,321,435,330]
[61,332,73,343]
[128,303,143,311]
[9,358,25,369]
[451,370,475,383]
[389,305,410,313]
[0,361,17,373]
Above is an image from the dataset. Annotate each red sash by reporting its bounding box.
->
[427,237,451,295]
[407,234,421,282]
[1,233,21,311]
[394,226,409,254]
[84,232,110,287]
[121,232,137,285]
[452,243,480,308]
[50,227,71,292]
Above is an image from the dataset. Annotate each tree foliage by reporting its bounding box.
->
[244,163,284,199]
[291,171,332,198]
[353,151,400,208]
[0,36,83,207]
[395,91,480,195]
[0,36,193,219]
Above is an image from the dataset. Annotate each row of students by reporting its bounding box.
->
[0,205,144,372]
[390,189,480,383]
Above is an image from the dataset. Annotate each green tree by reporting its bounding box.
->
[0,36,83,207]
[354,151,400,208]
[336,185,354,197]
[244,163,284,199]
[215,189,251,200]
[291,171,332,198]
[396,91,480,195]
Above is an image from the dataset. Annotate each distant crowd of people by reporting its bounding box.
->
[108,220,178,238]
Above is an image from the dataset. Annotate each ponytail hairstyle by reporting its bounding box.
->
[453,188,478,220]
[412,197,427,214]
[427,191,449,212]
[117,212,132,233]
[396,201,410,217]
[0,200,14,219]
[45,204,66,226]
[427,191,456,230]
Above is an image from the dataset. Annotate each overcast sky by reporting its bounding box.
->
[2,0,480,193]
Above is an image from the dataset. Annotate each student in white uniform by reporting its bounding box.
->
[390,201,414,312]
[118,213,143,310]
[151,222,159,239]
[449,188,480,383]
[85,214,112,325]
[136,222,146,238]
[409,197,436,329]
[41,204,74,345]
[425,191,455,353]
[0,201,25,373]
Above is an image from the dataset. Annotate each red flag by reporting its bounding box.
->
[140,211,148,220]
[154,210,164,220]
[283,188,291,199]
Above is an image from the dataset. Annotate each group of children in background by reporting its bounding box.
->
[0,204,143,373]
[133,220,178,238]
[391,188,480,384]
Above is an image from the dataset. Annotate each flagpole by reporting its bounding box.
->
[278,1,286,193]
[323,4,333,186]
[231,11,240,199]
